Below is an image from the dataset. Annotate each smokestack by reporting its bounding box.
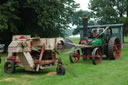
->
[82,15,88,40]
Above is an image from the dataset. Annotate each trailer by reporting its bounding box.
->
[4,35,65,75]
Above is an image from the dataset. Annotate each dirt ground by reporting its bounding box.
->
[46,72,56,76]
[0,78,16,82]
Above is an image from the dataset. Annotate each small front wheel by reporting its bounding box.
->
[4,60,15,74]
[92,48,102,65]
[56,65,65,75]
[69,48,80,63]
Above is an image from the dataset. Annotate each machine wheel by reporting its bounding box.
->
[4,60,15,74]
[104,27,112,42]
[108,37,121,60]
[92,48,102,65]
[69,49,80,63]
[80,40,88,45]
[56,65,65,75]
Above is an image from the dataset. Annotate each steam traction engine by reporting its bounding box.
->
[69,15,121,65]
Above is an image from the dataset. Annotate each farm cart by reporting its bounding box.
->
[69,15,121,65]
[4,35,65,75]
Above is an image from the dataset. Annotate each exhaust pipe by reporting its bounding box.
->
[82,15,88,40]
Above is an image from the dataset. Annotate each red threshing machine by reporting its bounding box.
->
[4,35,65,75]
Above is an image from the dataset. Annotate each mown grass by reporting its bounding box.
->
[0,38,128,85]
[68,37,80,44]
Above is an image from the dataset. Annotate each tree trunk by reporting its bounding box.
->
[120,11,123,17]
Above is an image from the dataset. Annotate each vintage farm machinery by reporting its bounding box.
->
[4,35,66,75]
[69,15,121,65]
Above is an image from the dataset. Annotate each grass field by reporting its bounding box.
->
[0,38,128,85]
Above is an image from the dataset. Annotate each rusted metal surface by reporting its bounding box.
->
[34,60,55,65]
[36,44,45,72]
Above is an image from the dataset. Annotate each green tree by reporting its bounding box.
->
[71,10,96,35]
[89,0,128,35]
[0,0,79,50]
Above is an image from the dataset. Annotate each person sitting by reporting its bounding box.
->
[88,33,91,37]
[92,30,98,38]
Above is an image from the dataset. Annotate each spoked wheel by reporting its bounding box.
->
[56,65,65,75]
[4,60,15,74]
[108,37,121,60]
[92,48,102,65]
[69,48,80,63]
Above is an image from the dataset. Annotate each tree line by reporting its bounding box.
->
[0,0,79,50]
[72,0,128,35]
[0,0,128,50]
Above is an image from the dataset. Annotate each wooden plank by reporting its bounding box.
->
[17,52,35,71]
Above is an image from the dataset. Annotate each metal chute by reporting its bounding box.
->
[63,39,76,49]
[61,39,96,54]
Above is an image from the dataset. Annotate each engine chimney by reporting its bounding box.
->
[82,15,88,40]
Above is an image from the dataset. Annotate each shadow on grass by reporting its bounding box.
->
[14,67,56,75]
[70,56,110,65]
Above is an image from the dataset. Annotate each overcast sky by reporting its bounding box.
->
[74,0,90,10]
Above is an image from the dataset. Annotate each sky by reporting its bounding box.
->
[70,0,90,37]
[74,0,90,10]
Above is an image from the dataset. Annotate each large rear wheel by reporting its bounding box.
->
[92,48,102,65]
[108,37,121,59]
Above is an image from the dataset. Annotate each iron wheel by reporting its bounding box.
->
[69,49,80,63]
[4,60,15,74]
[92,48,102,65]
[56,65,65,75]
[108,37,121,59]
